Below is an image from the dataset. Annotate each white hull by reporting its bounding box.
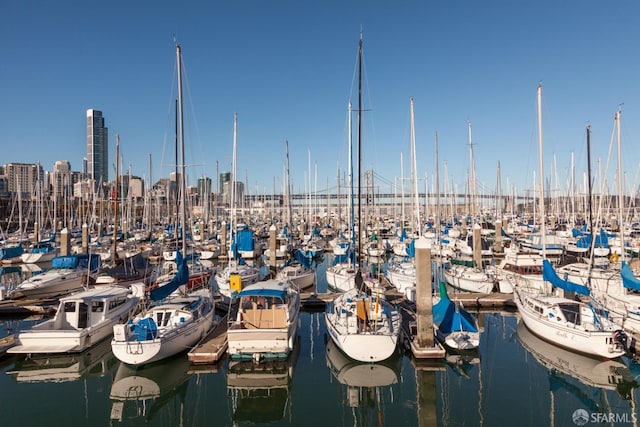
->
[513,287,625,359]
[444,265,511,294]
[10,270,86,299]
[276,265,316,291]
[9,286,141,354]
[20,249,59,264]
[213,262,262,302]
[111,293,214,366]
[325,288,400,362]
[325,263,357,292]
[386,262,416,295]
[227,279,300,360]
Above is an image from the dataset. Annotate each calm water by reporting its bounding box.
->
[1,257,640,427]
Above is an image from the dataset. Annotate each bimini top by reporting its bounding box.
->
[237,280,289,300]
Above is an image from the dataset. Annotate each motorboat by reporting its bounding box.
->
[8,283,143,354]
[8,253,101,299]
[227,279,300,361]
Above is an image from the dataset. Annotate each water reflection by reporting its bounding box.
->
[325,338,401,425]
[516,320,638,399]
[109,354,192,423]
[7,337,116,383]
[226,337,299,424]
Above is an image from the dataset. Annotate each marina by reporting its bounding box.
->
[3,5,640,425]
[0,254,639,426]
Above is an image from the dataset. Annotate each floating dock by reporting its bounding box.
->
[0,298,57,316]
[188,314,229,364]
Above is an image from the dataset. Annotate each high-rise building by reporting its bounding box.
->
[4,162,44,200]
[86,109,108,185]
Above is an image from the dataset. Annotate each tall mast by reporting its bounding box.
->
[616,109,624,257]
[348,99,355,265]
[111,133,120,262]
[357,34,363,267]
[536,83,547,259]
[230,112,238,263]
[285,140,292,229]
[176,43,187,255]
[586,125,594,244]
[410,97,421,237]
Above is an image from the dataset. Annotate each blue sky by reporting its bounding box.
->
[3,1,640,199]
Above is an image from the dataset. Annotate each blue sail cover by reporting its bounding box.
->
[150,250,189,301]
[293,249,312,269]
[51,253,101,271]
[575,228,610,249]
[542,259,590,296]
[0,245,24,260]
[406,238,416,258]
[236,227,255,251]
[621,261,640,291]
[433,282,478,333]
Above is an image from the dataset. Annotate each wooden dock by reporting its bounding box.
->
[0,297,57,316]
[298,290,515,311]
[188,314,229,364]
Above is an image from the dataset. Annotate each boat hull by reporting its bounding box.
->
[513,288,625,359]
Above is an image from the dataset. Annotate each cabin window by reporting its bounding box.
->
[109,298,125,310]
[156,312,164,325]
[559,303,581,325]
[64,302,76,312]
[92,301,104,312]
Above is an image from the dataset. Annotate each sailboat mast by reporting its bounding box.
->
[111,133,120,262]
[536,84,547,259]
[176,43,187,255]
[586,125,594,242]
[616,109,624,256]
[285,140,292,229]
[348,100,355,264]
[357,35,363,266]
[410,97,420,237]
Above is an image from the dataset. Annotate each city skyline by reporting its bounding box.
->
[3,1,640,198]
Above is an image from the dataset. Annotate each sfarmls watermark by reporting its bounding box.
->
[572,409,637,425]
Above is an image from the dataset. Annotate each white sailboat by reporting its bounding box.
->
[110,43,215,367]
[326,100,357,292]
[213,113,262,303]
[514,85,626,360]
[325,35,401,363]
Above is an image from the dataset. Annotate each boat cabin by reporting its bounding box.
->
[52,291,130,330]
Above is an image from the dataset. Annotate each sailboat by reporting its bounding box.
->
[556,115,640,336]
[213,113,262,303]
[432,281,480,350]
[386,98,420,298]
[110,43,215,367]
[325,100,357,293]
[325,34,401,363]
[513,85,626,359]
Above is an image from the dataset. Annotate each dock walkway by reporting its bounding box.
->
[188,314,229,364]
